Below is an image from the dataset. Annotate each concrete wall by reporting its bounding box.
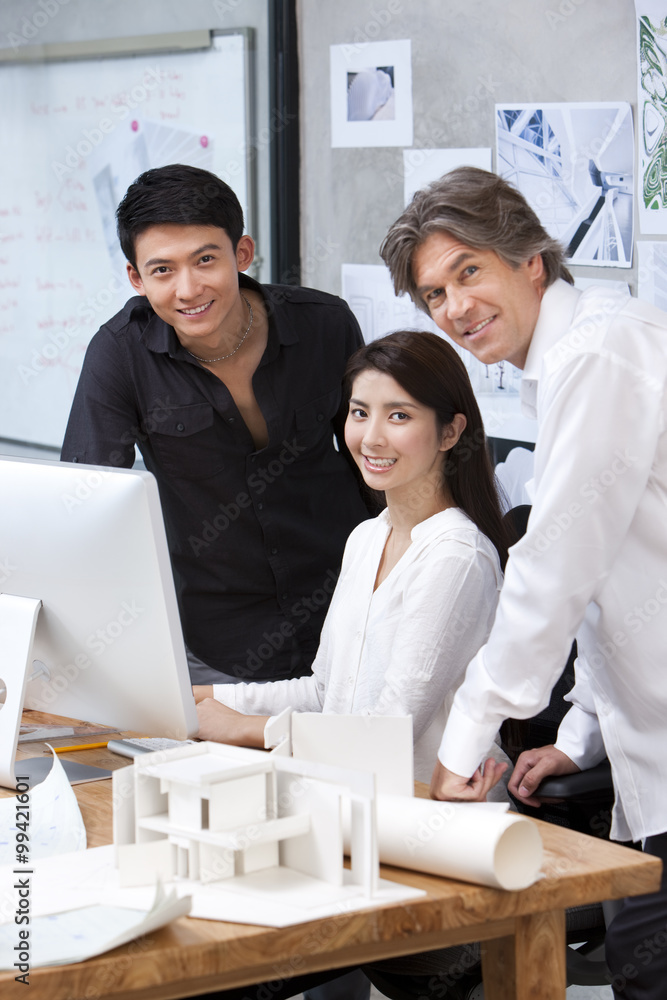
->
[297,0,637,294]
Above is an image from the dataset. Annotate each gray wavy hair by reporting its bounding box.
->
[380,167,573,312]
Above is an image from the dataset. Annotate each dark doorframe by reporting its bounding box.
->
[269,0,300,285]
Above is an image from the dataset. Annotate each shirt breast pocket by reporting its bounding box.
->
[294,387,341,452]
[148,402,224,480]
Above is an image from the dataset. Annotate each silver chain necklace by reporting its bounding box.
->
[185,295,253,363]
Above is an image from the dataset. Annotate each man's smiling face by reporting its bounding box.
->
[126,223,254,351]
[411,231,546,370]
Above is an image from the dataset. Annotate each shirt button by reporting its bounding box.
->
[281,593,288,601]
[317,413,324,422]
[271,547,278,555]
[257,502,264,510]
[229,417,235,424]
[176,422,185,432]
[355,631,362,640]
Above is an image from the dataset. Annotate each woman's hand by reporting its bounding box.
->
[196,698,268,748]
[192,685,213,704]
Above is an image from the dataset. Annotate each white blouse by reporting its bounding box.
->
[214,507,503,783]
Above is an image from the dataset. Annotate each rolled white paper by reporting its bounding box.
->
[375,795,543,891]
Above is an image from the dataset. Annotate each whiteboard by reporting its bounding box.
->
[0,31,253,448]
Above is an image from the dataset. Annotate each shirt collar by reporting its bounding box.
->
[138,272,299,359]
[521,279,581,419]
[379,505,471,541]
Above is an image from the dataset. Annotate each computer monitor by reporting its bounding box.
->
[0,456,198,788]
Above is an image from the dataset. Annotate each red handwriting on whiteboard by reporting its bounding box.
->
[59,199,88,213]
[35,191,53,210]
[37,315,80,331]
[36,279,67,291]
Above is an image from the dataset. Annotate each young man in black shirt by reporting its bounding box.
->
[61,164,370,687]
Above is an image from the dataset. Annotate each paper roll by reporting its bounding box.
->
[375,795,543,891]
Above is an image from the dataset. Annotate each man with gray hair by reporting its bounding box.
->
[381,166,667,1000]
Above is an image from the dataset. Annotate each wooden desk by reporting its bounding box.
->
[1,713,662,1000]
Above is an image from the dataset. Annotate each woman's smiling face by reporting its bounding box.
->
[345,369,452,504]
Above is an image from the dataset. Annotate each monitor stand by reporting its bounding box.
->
[14,756,111,788]
[0,595,111,789]
[0,593,42,789]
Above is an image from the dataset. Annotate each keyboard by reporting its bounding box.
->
[107,737,197,758]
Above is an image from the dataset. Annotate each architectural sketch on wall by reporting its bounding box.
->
[341,263,536,443]
[496,102,634,267]
[637,7,667,233]
[330,40,412,147]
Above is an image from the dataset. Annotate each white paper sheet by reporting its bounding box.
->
[0,881,190,970]
[0,751,86,866]
[330,40,413,148]
[0,844,423,930]
[403,148,492,207]
[637,240,667,309]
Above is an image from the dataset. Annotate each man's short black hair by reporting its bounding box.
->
[116,164,244,268]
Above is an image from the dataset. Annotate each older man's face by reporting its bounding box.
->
[412,232,545,370]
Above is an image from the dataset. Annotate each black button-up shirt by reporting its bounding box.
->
[61,275,370,680]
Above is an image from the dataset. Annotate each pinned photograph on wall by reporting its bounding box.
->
[330,40,412,147]
[496,102,634,267]
[636,4,667,233]
[403,148,492,207]
[348,66,395,121]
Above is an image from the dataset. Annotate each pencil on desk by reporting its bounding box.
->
[50,742,110,754]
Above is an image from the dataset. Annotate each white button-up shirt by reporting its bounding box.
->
[214,507,503,782]
[438,279,667,841]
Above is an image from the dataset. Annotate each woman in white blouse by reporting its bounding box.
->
[195,330,509,785]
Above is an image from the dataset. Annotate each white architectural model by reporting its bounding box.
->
[112,740,391,916]
[110,717,541,927]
